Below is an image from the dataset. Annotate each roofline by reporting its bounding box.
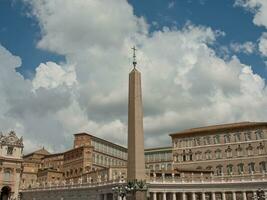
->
[144,146,172,152]
[74,132,127,151]
[169,121,267,138]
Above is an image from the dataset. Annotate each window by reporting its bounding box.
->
[244,132,252,141]
[206,166,212,170]
[216,165,223,176]
[224,134,231,143]
[248,162,255,174]
[205,150,212,160]
[7,147,13,155]
[237,163,244,175]
[246,144,253,156]
[260,162,266,173]
[227,164,233,175]
[255,130,264,140]
[234,133,241,142]
[213,135,220,144]
[236,145,243,157]
[194,137,201,146]
[4,169,11,181]
[257,143,264,155]
[195,151,202,161]
[203,136,211,145]
[215,149,222,159]
[225,146,232,158]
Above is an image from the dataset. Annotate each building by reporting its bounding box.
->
[171,122,267,178]
[0,131,23,199]
[21,148,50,189]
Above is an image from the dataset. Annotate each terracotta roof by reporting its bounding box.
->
[170,121,267,137]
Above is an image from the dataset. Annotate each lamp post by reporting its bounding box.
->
[112,180,148,200]
[253,188,266,200]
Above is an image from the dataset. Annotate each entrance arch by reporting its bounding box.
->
[0,186,11,200]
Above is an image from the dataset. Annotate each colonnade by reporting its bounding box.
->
[149,191,267,200]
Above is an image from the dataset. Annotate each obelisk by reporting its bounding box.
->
[127,46,146,182]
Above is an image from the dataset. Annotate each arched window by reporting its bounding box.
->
[195,151,202,161]
[205,150,212,160]
[255,130,264,140]
[244,132,252,141]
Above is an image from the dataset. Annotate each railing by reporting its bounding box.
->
[21,171,267,192]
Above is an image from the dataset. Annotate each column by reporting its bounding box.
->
[253,191,257,199]
[192,192,196,200]
[153,192,157,200]
[232,192,236,200]
[172,192,176,200]
[212,192,216,200]
[104,194,107,200]
[242,191,247,200]
[163,192,166,200]
[222,192,226,200]
[182,192,186,200]
[202,192,205,200]
[118,196,122,200]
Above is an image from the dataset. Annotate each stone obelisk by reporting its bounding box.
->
[127,46,146,183]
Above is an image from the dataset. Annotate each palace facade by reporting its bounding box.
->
[171,122,267,179]
[0,131,23,199]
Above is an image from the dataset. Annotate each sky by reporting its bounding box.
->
[0,0,267,153]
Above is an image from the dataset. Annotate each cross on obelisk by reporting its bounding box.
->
[132,46,137,69]
[127,46,146,194]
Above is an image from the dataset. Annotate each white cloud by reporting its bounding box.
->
[235,0,267,57]
[235,0,267,28]
[230,41,256,54]
[33,62,77,90]
[0,0,266,153]
[259,32,267,57]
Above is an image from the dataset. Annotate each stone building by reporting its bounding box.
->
[21,148,50,189]
[171,122,267,178]
[0,131,23,199]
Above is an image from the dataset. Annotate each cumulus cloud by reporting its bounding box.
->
[1,0,267,153]
[235,0,267,57]
[230,41,256,54]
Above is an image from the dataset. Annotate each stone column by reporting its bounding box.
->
[222,192,226,200]
[172,192,176,200]
[118,195,122,200]
[163,192,166,200]
[104,194,107,200]
[202,192,205,200]
[192,192,196,200]
[153,192,157,200]
[212,192,216,200]
[232,191,236,200]
[182,192,186,200]
[242,191,247,200]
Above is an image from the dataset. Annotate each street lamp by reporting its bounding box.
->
[112,180,148,199]
[253,188,266,200]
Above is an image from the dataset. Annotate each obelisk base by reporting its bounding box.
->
[126,191,147,200]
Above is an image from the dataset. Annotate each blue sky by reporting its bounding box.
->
[1,0,267,152]
[0,0,266,79]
